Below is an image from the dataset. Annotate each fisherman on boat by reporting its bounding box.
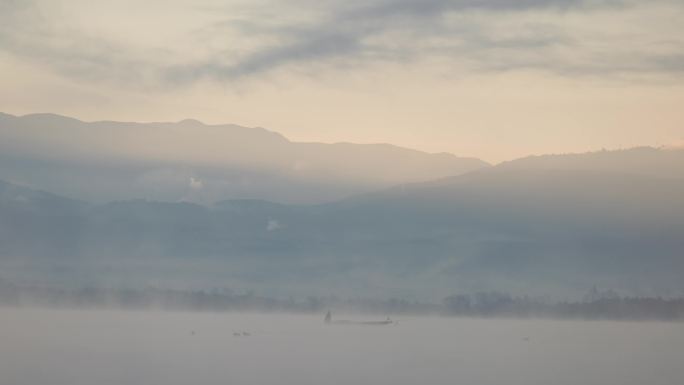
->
[324,311,393,325]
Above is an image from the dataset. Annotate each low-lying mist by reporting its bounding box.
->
[2,282,684,322]
[1,307,683,385]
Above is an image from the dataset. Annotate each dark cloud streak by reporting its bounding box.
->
[171,0,681,82]
[1,0,682,87]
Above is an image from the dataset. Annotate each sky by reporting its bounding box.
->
[1,0,683,162]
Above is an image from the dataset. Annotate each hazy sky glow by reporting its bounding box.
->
[1,0,683,162]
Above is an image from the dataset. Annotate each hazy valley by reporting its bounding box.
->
[1,114,683,300]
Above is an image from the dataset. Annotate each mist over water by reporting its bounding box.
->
[1,308,682,385]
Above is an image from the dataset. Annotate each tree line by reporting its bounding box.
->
[1,280,683,321]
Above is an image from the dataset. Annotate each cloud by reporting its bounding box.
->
[1,0,683,87]
[189,177,204,190]
[267,218,282,231]
[0,1,156,86]
[170,0,601,81]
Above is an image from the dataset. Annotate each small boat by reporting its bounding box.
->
[324,312,393,325]
[358,318,393,325]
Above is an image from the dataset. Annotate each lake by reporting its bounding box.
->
[0,308,682,385]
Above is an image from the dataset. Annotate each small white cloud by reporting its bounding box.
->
[267,218,281,231]
[189,177,204,190]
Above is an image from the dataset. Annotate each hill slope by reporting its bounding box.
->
[1,145,683,298]
[0,112,488,204]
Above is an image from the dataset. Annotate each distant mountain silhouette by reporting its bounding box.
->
[497,146,684,179]
[0,112,488,204]
[1,116,684,298]
[1,144,683,297]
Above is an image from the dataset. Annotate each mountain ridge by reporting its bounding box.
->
[1,154,683,298]
[2,113,683,298]
[0,112,489,204]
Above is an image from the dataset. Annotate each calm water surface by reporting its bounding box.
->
[0,308,682,385]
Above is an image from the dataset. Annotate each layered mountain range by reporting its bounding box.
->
[1,113,683,299]
[0,112,487,204]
